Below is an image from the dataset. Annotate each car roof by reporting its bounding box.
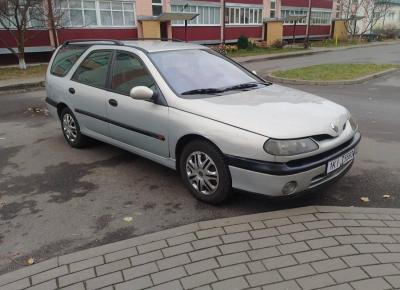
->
[122,40,206,53]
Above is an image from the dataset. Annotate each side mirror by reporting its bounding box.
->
[130,86,154,101]
[252,70,258,75]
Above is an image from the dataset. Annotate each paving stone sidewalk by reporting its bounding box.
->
[2,206,400,290]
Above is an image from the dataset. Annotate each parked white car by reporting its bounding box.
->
[45,39,361,204]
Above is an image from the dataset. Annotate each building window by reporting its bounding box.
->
[311,11,331,24]
[152,0,162,16]
[59,0,136,27]
[270,0,276,18]
[281,8,307,24]
[225,6,263,25]
[282,9,331,25]
[171,5,220,25]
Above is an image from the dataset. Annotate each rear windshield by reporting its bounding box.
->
[50,45,88,77]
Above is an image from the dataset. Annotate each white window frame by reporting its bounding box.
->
[270,0,276,18]
[59,0,136,28]
[281,7,331,26]
[225,5,263,25]
[171,4,221,26]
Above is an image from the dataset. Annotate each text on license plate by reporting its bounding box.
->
[326,149,355,174]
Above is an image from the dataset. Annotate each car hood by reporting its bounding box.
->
[173,84,350,139]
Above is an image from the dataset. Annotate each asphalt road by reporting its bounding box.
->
[0,44,399,274]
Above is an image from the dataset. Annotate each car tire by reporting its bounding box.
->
[60,107,87,148]
[179,140,232,205]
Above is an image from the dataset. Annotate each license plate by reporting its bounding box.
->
[326,149,355,174]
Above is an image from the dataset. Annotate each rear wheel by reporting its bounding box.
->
[179,140,231,204]
[60,107,87,148]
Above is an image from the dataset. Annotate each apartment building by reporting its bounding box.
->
[0,0,335,61]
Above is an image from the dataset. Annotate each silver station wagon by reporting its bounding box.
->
[46,39,361,204]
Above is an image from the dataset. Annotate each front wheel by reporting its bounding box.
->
[179,140,232,205]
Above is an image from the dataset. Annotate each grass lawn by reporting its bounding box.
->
[272,64,399,81]
[227,47,306,58]
[0,64,47,81]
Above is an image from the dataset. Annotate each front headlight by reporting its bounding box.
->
[349,116,358,131]
[264,138,319,156]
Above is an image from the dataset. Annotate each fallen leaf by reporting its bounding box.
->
[360,197,370,202]
[27,258,35,265]
[383,194,391,199]
[123,216,133,222]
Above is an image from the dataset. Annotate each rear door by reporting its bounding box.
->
[68,49,113,137]
[106,50,169,157]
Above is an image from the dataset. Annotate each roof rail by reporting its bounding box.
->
[63,39,124,46]
[127,37,183,42]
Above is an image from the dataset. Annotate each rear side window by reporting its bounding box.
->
[50,45,87,77]
[72,50,112,89]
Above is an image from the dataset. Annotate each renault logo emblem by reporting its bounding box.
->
[331,122,339,133]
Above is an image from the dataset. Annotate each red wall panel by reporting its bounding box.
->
[225,26,263,40]
[283,25,330,36]
[282,0,333,9]
[57,28,138,43]
[172,26,221,41]
[227,0,263,4]
[0,30,51,48]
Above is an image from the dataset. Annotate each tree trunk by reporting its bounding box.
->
[18,53,27,70]
[17,31,27,70]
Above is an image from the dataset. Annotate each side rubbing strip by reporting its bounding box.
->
[74,108,165,141]
[45,97,58,107]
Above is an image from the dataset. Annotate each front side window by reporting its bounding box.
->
[149,49,259,97]
[50,45,88,77]
[72,50,112,88]
[111,52,155,95]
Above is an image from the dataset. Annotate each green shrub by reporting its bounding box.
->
[237,35,249,49]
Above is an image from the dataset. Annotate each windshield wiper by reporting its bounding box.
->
[181,88,223,95]
[222,81,271,92]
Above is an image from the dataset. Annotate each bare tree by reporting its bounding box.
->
[0,0,61,69]
[339,0,392,38]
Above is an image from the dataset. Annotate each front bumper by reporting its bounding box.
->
[227,132,361,197]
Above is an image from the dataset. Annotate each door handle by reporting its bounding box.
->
[108,99,118,107]
[69,87,75,94]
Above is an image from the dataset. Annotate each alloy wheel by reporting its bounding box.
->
[62,113,77,142]
[185,151,219,195]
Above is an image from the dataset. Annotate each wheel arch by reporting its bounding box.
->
[56,102,70,119]
[175,134,224,174]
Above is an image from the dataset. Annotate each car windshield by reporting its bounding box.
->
[149,49,261,97]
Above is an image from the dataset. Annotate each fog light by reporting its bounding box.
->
[282,181,297,195]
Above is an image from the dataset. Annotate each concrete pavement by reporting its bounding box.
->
[2,206,400,290]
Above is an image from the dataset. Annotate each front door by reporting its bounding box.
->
[160,21,168,39]
[106,51,169,157]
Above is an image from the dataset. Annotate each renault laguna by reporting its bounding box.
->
[45,40,361,204]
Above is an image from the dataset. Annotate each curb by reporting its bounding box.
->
[265,67,399,86]
[235,40,400,64]
[2,205,400,285]
[0,80,45,94]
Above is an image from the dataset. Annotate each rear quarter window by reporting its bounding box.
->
[50,45,88,77]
